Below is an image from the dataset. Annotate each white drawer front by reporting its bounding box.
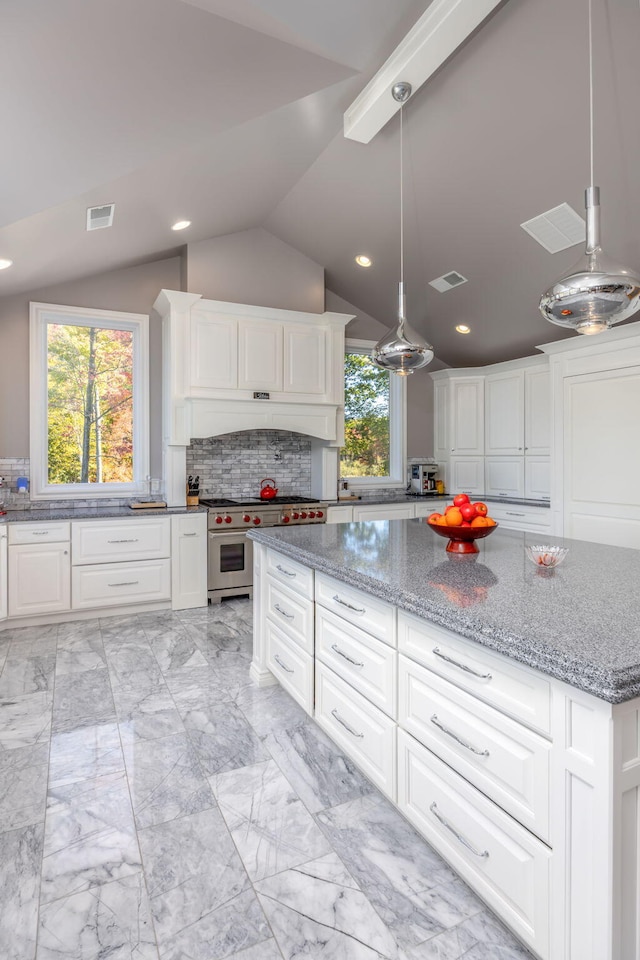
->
[398,612,551,736]
[9,521,70,545]
[316,605,397,718]
[316,572,396,647]
[266,549,313,599]
[315,662,396,800]
[487,503,551,532]
[266,620,313,714]
[266,577,314,655]
[398,730,550,959]
[72,519,171,565]
[399,656,550,841]
[72,559,171,609]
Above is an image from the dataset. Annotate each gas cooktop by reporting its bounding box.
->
[200,495,321,508]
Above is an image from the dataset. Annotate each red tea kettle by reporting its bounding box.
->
[259,478,278,500]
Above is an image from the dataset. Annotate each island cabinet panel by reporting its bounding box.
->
[398,729,550,959]
[316,661,396,800]
[399,655,550,842]
[316,572,396,647]
[265,618,314,713]
[265,576,314,655]
[316,605,397,717]
[398,611,551,736]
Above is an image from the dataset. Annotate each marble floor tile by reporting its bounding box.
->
[163,664,230,712]
[147,628,209,674]
[211,758,331,882]
[138,806,250,942]
[226,941,283,960]
[124,732,214,828]
[98,617,146,652]
[182,699,269,776]
[0,654,56,697]
[52,668,116,734]
[235,683,308,739]
[209,651,255,700]
[41,770,141,904]
[0,744,49,831]
[55,631,106,676]
[0,691,52,750]
[48,722,123,787]
[0,637,10,673]
[256,852,404,960]
[317,793,479,950]
[264,719,374,814]
[0,822,44,960]
[36,871,159,960]
[115,686,186,746]
[105,643,163,690]
[408,910,534,960]
[158,888,269,960]
[5,623,58,652]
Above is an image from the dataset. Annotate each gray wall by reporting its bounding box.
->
[0,256,181,466]
[186,227,325,313]
[326,289,434,458]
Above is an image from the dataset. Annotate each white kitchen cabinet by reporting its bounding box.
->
[9,541,71,617]
[485,369,525,456]
[283,325,328,396]
[525,366,551,455]
[190,309,238,393]
[237,318,283,391]
[484,457,525,499]
[449,457,484,495]
[450,377,484,455]
[525,456,551,501]
[487,501,551,534]
[413,499,448,518]
[352,503,414,521]
[72,519,171,565]
[0,528,7,622]
[326,505,354,523]
[72,559,171,610]
[433,379,449,461]
[171,513,207,610]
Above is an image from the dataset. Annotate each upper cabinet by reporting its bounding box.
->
[524,366,551,456]
[433,374,484,458]
[237,319,283,392]
[190,311,238,392]
[485,370,524,455]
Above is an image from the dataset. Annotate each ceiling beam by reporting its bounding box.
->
[344,0,508,143]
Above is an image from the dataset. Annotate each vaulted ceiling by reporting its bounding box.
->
[2,0,640,366]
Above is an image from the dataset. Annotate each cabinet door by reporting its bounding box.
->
[0,530,7,621]
[524,457,550,501]
[485,371,524,455]
[171,514,207,610]
[326,506,353,524]
[9,543,70,617]
[238,319,283,391]
[449,458,484,495]
[433,380,449,460]
[190,311,238,393]
[283,325,328,397]
[352,504,415,521]
[525,367,550,455]
[451,378,484,455]
[485,457,525,499]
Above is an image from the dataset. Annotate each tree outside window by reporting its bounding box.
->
[340,351,391,478]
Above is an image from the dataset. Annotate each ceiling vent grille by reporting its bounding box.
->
[429,270,468,293]
[520,202,585,253]
[86,204,115,231]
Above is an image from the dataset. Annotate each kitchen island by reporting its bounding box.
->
[249,519,640,960]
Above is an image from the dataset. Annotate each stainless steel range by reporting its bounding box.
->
[200,496,327,603]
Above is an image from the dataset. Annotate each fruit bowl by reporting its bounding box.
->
[525,545,569,568]
[427,521,498,555]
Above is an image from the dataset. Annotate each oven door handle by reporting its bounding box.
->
[208,530,250,538]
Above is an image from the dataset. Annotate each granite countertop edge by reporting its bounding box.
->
[327,495,551,509]
[249,528,635,704]
[0,505,208,523]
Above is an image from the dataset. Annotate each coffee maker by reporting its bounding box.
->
[408,460,439,496]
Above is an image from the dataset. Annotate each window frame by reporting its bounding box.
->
[29,302,150,501]
[341,338,407,489]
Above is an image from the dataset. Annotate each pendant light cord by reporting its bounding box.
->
[400,102,404,286]
[589,0,594,188]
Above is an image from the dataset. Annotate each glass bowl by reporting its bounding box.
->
[525,545,569,568]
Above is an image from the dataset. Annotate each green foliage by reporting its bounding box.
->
[340,352,390,478]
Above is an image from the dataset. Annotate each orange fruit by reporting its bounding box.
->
[445,507,463,526]
[485,517,496,526]
[436,515,449,526]
[470,516,489,527]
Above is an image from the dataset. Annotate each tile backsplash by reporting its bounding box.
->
[0,458,139,512]
[187,430,312,500]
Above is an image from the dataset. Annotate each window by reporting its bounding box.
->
[30,302,149,500]
[340,339,406,487]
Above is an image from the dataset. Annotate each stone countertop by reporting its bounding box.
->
[327,495,551,509]
[0,505,208,523]
[249,520,639,704]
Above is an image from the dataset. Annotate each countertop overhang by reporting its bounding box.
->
[249,519,640,704]
[0,505,208,523]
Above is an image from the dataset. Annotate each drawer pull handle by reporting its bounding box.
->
[274,603,294,620]
[331,708,364,739]
[108,581,140,587]
[108,538,139,544]
[332,594,366,614]
[276,564,296,578]
[331,643,364,667]
[274,654,294,674]
[430,714,490,757]
[32,531,50,536]
[430,803,489,859]
[432,648,492,680]
[506,512,525,517]
[183,532,197,537]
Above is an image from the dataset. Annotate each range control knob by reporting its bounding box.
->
[282,515,290,523]
[316,510,324,518]
[215,515,223,524]
[224,515,232,523]
[253,516,261,525]
[292,512,300,520]
[243,514,251,523]
[308,511,316,519]
[300,511,308,519]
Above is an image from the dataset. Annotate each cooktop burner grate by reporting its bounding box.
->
[200,495,320,508]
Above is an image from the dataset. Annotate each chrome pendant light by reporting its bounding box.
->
[539,0,640,335]
[373,82,434,375]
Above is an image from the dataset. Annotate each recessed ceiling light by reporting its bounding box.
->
[171,220,191,231]
[455,324,471,334]
[355,255,372,267]
[0,258,13,270]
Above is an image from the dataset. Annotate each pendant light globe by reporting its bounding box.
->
[372,82,434,376]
